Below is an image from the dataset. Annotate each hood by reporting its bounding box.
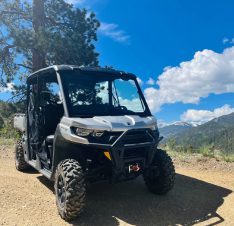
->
[61,115,157,131]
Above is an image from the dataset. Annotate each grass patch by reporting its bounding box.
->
[198,145,215,158]
[0,138,16,146]
[222,154,234,163]
[162,143,234,163]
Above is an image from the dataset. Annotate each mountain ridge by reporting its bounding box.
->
[169,112,234,154]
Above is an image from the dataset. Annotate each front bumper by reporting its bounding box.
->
[87,129,159,181]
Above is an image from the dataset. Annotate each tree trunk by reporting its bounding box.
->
[32,0,46,72]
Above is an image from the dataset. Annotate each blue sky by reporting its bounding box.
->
[85,0,234,125]
[1,0,234,125]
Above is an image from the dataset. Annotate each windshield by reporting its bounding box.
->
[60,71,151,117]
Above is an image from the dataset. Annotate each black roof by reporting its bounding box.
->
[27,65,136,81]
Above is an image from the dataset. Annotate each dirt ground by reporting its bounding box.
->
[0,145,233,226]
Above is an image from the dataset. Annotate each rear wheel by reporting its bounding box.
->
[54,159,86,221]
[144,149,175,195]
[15,139,29,171]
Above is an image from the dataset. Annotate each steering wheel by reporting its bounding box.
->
[41,91,59,105]
[117,105,128,111]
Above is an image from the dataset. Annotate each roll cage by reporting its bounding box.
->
[25,65,153,178]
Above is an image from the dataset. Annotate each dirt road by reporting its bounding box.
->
[0,146,233,226]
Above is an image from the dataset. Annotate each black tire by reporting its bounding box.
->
[144,149,175,195]
[15,139,30,171]
[54,159,86,221]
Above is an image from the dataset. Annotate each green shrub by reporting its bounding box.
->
[198,144,215,157]
[0,119,19,140]
[0,116,4,129]
[222,154,234,162]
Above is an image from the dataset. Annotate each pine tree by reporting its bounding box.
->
[0,0,100,87]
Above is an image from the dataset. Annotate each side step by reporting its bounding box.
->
[39,168,52,179]
[28,159,52,180]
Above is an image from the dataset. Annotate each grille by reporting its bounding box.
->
[122,130,153,145]
[88,130,153,145]
[124,148,147,159]
[88,131,122,144]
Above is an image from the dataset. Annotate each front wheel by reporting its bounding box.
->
[54,159,86,221]
[143,149,175,195]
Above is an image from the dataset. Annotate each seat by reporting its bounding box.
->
[44,103,64,136]
[46,135,54,144]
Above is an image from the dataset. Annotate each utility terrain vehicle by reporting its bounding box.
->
[14,65,175,221]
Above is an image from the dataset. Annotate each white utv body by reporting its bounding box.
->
[14,65,175,221]
[14,114,26,132]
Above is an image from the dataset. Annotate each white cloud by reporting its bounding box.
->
[223,37,234,44]
[180,104,234,124]
[0,83,14,93]
[137,77,143,86]
[64,3,130,43]
[157,119,169,128]
[144,87,160,112]
[119,97,143,112]
[146,77,156,85]
[223,38,229,44]
[99,22,130,43]
[144,46,234,113]
[65,0,85,4]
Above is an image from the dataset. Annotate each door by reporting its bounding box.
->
[27,73,64,160]
[27,76,43,157]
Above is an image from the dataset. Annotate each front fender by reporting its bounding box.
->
[51,126,86,180]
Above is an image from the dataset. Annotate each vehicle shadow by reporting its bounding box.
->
[37,175,54,193]
[72,174,232,226]
[21,167,39,174]
[37,173,232,226]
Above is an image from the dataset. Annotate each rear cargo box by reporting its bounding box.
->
[14,114,26,132]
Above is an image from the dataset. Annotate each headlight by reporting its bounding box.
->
[75,127,93,137]
[73,127,104,137]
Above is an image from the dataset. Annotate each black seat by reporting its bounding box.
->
[44,103,64,136]
[46,135,54,144]
[45,135,54,162]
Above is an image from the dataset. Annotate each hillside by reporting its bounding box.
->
[172,113,234,154]
[159,122,193,139]
[0,101,24,118]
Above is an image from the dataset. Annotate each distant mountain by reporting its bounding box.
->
[159,121,193,139]
[171,121,193,126]
[172,112,234,154]
[157,121,169,129]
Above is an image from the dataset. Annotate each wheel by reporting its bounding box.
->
[143,149,175,195]
[54,159,86,221]
[15,138,30,171]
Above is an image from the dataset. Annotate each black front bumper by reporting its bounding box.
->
[88,129,160,182]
